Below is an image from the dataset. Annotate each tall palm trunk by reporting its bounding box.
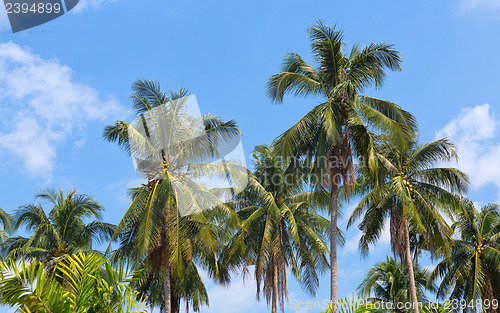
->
[272,262,278,313]
[403,219,419,313]
[164,265,171,313]
[330,183,338,311]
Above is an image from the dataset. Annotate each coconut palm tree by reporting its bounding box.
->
[222,145,331,313]
[359,256,436,313]
[267,20,417,306]
[0,208,13,248]
[3,188,115,262]
[104,80,242,313]
[348,137,469,313]
[112,184,225,313]
[429,200,500,313]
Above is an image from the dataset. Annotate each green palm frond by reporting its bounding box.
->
[221,144,330,312]
[7,189,114,262]
[348,42,402,89]
[0,253,148,313]
[358,256,434,305]
[106,79,243,312]
[430,200,500,303]
[267,21,412,308]
[0,208,14,235]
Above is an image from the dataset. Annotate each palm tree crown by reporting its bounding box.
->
[349,136,469,313]
[359,256,436,312]
[4,188,114,261]
[222,145,331,313]
[430,199,500,312]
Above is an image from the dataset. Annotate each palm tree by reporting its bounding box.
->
[129,254,212,313]
[267,20,416,306]
[0,252,148,313]
[3,188,115,262]
[104,80,241,313]
[359,256,436,313]
[429,200,500,313]
[113,184,226,313]
[0,208,13,248]
[222,145,331,313]
[348,137,469,313]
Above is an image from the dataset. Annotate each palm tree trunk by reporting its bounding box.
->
[272,262,278,313]
[485,270,498,313]
[403,219,419,313]
[164,266,171,313]
[330,183,338,311]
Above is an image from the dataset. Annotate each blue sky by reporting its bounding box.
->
[1,0,500,312]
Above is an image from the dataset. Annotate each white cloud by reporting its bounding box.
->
[460,0,500,11]
[343,231,363,255]
[422,263,436,273]
[107,178,148,204]
[436,104,496,142]
[435,104,500,201]
[379,220,391,245]
[0,305,18,313]
[0,42,123,178]
[343,220,391,256]
[339,204,356,225]
[71,0,117,13]
[458,0,500,17]
[197,269,266,313]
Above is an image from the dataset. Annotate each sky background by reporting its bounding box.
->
[1,0,500,312]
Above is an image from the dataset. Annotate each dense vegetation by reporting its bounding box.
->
[0,21,499,313]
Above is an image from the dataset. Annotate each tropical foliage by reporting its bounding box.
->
[430,200,500,313]
[222,145,331,312]
[0,208,13,245]
[348,136,469,313]
[266,20,417,305]
[0,252,148,313]
[3,189,115,261]
[1,20,500,313]
[358,256,435,312]
[321,295,373,313]
[104,80,241,313]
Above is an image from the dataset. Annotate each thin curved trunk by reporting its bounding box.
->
[403,219,419,313]
[164,265,171,313]
[330,183,338,311]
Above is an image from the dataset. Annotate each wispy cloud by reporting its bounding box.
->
[107,178,148,204]
[199,268,267,313]
[459,0,500,14]
[343,231,363,255]
[435,103,500,201]
[71,0,117,13]
[343,220,391,256]
[0,42,124,179]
